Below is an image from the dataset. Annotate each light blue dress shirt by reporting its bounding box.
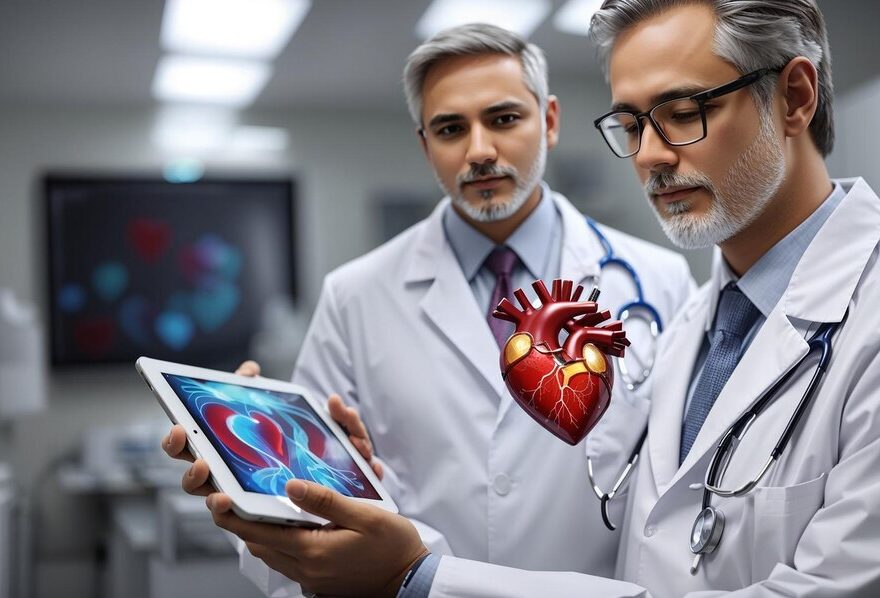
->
[442,181,562,317]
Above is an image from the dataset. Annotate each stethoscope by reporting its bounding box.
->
[687,316,843,573]
[587,282,844,574]
[584,217,664,391]
[582,217,661,530]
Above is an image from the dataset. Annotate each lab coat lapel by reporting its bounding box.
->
[671,178,880,486]
[494,193,602,425]
[406,200,507,404]
[646,292,708,492]
[671,306,807,485]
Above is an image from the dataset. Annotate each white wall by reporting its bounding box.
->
[826,77,880,189]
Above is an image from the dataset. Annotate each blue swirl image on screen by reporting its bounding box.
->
[164,373,380,499]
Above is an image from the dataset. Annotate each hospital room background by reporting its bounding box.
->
[0,1,877,597]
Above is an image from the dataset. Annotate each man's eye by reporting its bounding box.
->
[623,123,639,137]
[670,111,702,123]
[493,114,519,126]
[435,124,463,137]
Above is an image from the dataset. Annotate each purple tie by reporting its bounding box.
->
[485,246,519,348]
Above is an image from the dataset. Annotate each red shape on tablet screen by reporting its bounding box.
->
[203,404,289,466]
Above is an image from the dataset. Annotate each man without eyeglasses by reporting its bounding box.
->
[163,22,694,598]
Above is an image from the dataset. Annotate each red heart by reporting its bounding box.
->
[494,280,630,445]
[203,404,289,467]
[127,218,171,263]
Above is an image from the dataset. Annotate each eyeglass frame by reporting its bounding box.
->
[593,67,779,159]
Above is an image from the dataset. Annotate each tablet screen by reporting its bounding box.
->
[163,373,381,500]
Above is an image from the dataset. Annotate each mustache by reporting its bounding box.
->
[644,170,713,196]
[457,162,519,187]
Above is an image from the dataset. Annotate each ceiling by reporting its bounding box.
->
[0,0,876,113]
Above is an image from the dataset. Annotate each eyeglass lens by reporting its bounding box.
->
[599,97,707,157]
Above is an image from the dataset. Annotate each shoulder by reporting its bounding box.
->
[321,214,435,303]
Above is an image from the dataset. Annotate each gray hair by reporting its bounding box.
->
[402,23,549,127]
[589,0,834,156]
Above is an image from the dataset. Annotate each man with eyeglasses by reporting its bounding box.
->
[192,1,880,596]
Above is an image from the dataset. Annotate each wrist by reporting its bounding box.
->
[383,547,430,597]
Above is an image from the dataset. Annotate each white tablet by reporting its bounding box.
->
[136,356,398,526]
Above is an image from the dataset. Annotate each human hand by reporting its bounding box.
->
[207,480,428,597]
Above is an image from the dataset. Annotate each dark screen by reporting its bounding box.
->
[46,177,295,368]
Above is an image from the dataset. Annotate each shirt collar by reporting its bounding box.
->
[708,182,847,328]
[443,182,556,281]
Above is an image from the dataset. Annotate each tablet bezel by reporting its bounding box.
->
[136,356,398,526]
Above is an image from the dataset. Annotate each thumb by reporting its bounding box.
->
[286,480,368,530]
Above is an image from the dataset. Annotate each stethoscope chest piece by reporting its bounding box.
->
[691,506,725,555]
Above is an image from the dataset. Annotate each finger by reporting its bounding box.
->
[349,437,373,463]
[182,459,214,496]
[163,425,195,462]
[286,480,372,531]
[327,396,372,455]
[235,360,261,377]
[371,459,384,480]
[208,496,302,553]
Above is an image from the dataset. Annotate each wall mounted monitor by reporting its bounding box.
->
[46,175,296,368]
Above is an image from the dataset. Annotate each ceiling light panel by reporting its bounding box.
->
[416,0,552,39]
[152,55,271,106]
[553,0,605,36]
[161,0,312,59]
[152,105,237,152]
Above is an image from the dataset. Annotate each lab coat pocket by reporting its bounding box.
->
[750,472,827,581]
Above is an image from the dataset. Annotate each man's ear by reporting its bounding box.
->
[778,57,819,140]
[545,95,561,150]
[417,127,429,156]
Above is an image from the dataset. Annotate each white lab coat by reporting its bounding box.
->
[428,178,880,597]
[238,190,695,597]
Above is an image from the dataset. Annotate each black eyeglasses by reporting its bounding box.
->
[594,68,777,159]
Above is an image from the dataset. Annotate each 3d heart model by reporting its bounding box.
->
[493,279,630,445]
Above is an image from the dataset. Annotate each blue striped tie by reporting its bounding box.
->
[680,284,760,464]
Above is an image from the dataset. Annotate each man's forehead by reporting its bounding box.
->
[607,3,728,105]
[421,53,537,117]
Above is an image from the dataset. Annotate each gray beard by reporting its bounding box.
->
[644,112,786,249]
[440,136,547,223]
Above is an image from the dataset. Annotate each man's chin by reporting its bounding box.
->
[453,195,516,222]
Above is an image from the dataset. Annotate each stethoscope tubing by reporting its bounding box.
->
[702,318,842,502]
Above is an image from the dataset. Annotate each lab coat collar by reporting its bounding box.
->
[663,177,880,490]
[646,286,711,492]
[785,178,880,323]
[405,198,508,403]
[555,191,603,284]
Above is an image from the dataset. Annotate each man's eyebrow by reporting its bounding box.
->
[482,100,527,115]
[611,85,709,112]
[427,112,464,129]
[427,100,528,128]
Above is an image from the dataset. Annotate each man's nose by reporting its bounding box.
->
[465,124,498,166]
[634,119,679,173]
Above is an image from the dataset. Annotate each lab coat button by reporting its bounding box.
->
[644,526,656,537]
[492,473,512,496]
